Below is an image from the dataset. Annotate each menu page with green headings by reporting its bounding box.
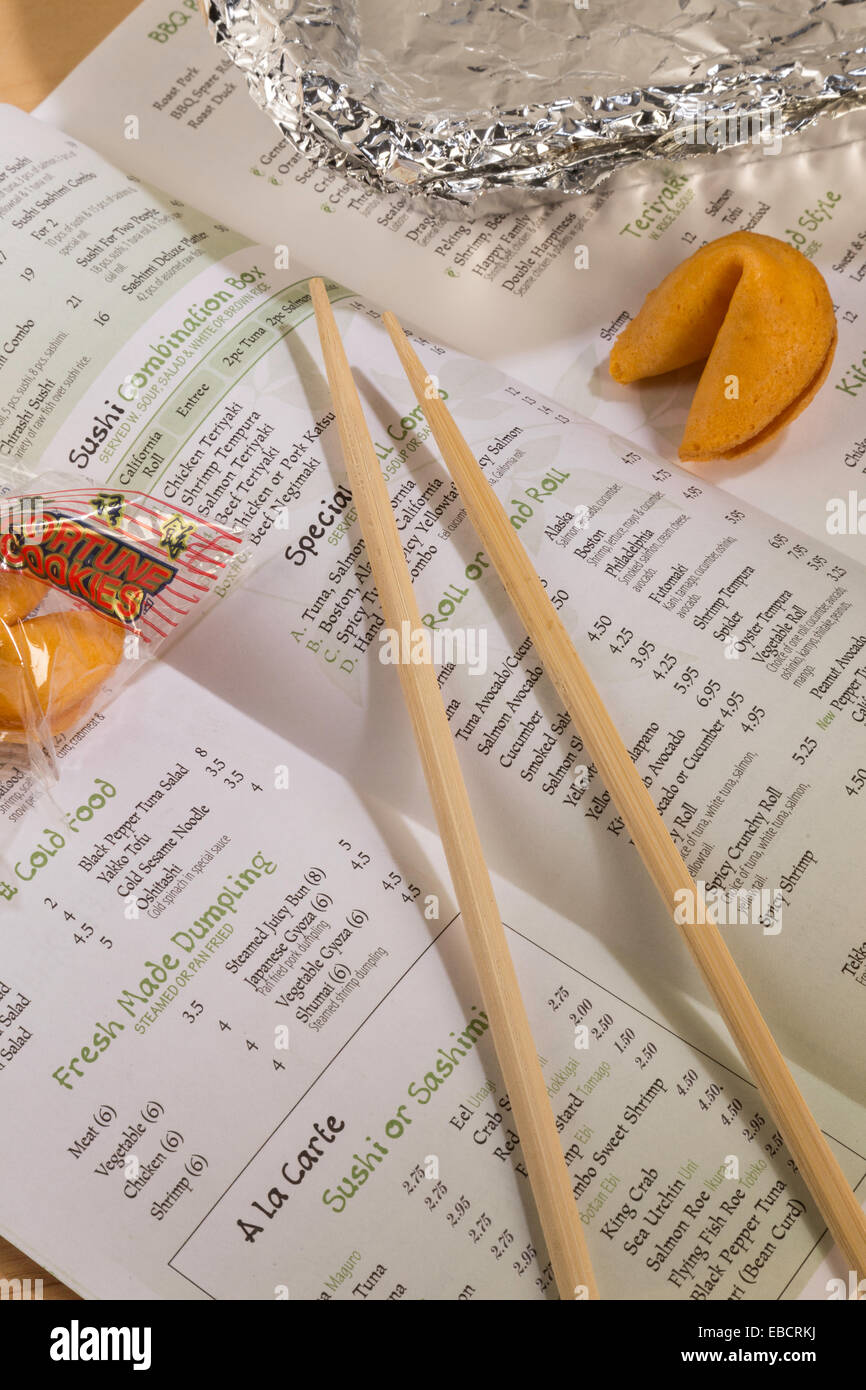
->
[0,105,862,1301]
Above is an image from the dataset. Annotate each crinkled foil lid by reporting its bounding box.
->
[205,0,866,212]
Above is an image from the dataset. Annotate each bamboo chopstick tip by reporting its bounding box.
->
[382,311,412,353]
[308,276,329,309]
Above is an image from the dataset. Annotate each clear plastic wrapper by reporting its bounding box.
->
[0,461,246,796]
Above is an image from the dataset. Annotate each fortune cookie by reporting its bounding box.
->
[0,571,47,624]
[609,231,837,462]
[0,608,124,742]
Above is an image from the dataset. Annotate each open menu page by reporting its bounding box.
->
[0,106,863,1301]
[35,0,866,558]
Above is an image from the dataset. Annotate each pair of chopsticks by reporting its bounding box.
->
[310,279,866,1298]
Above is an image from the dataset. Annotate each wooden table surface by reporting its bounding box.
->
[0,0,142,1301]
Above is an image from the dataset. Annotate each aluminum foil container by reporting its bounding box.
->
[204,0,866,214]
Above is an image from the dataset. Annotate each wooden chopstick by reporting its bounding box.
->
[309,279,599,1301]
[383,309,866,1281]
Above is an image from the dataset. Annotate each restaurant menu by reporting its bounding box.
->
[36,0,866,558]
[0,16,861,1298]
